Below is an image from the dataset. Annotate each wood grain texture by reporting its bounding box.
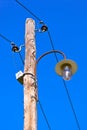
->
[24,18,37,130]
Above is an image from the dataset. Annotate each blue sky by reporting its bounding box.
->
[0,0,87,130]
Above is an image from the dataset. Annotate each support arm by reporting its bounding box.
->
[36,50,66,64]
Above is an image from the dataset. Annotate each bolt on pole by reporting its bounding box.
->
[23,18,37,130]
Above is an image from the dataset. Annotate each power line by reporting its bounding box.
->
[15,0,42,22]
[15,1,80,129]
[11,52,19,71]
[38,100,52,130]
[47,31,59,62]
[62,80,80,130]
[0,33,11,43]
[18,51,24,65]
[0,33,24,69]
[47,31,80,130]
[1,2,80,129]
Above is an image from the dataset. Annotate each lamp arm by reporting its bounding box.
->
[36,50,66,64]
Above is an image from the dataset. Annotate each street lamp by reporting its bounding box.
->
[55,59,77,80]
[14,19,78,130]
[15,50,77,84]
[36,50,77,81]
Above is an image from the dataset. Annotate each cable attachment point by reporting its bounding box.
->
[40,21,48,32]
[11,42,19,52]
[11,42,25,53]
[35,28,41,32]
[39,21,44,24]
[35,21,48,33]
[12,45,19,52]
[41,25,48,32]
[35,25,48,33]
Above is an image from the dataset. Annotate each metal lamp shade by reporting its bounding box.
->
[55,59,78,76]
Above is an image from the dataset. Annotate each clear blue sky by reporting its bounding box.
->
[0,0,87,130]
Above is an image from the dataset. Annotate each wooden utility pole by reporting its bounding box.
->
[23,18,37,130]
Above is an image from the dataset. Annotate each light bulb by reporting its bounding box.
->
[62,65,72,80]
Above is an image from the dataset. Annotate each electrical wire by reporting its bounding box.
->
[0,5,51,129]
[0,33,11,43]
[18,51,24,65]
[15,0,42,22]
[15,1,80,129]
[0,32,51,130]
[47,31,59,62]
[1,2,80,129]
[38,100,52,130]
[47,30,81,130]
[11,52,20,71]
[0,33,24,69]
[62,80,80,130]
